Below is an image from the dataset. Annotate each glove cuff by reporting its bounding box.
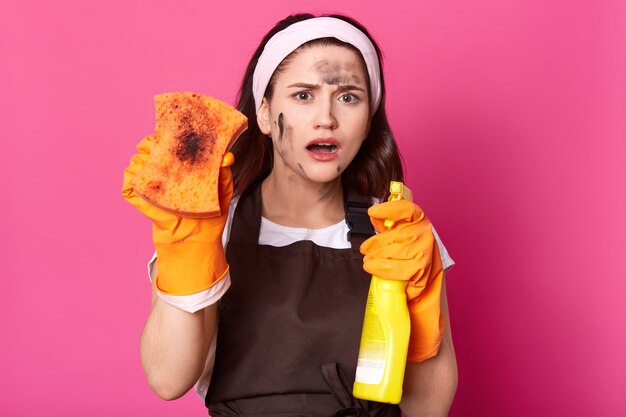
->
[407,310,444,362]
[154,240,229,295]
[406,268,445,362]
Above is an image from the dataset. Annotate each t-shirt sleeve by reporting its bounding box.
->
[432,225,455,273]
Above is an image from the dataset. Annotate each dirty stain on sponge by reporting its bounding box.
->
[131,92,247,218]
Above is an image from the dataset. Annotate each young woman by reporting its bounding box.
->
[123,13,457,417]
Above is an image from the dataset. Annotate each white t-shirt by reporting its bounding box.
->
[147,195,455,400]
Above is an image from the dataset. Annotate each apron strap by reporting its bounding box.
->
[321,363,368,417]
[227,185,263,248]
[344,188,376,250]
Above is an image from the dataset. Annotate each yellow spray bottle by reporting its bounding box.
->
[353,181,412,404]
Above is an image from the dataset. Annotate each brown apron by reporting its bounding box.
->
[206,184,401,417]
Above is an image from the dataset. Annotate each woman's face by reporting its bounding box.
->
[258,43,371,185]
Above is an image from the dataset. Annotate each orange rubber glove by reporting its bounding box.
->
[122,135,234,296]
[360,199,445,362]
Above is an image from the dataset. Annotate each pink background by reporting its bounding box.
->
[1,1,624,416]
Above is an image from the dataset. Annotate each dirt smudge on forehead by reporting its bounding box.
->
[313,59,365,87]
[314,59,340,74]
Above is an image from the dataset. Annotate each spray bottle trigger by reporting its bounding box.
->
[383,182,413,230]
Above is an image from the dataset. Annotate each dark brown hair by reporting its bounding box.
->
[231,13,404,200]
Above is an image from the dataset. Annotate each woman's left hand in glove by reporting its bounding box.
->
[360,199,445,362]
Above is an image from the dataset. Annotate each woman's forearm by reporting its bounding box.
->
[399,336,458,416]
[140,294,217,400]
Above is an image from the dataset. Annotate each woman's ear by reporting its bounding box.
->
[256,97,272,136]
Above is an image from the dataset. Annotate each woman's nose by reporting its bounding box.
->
[313,99,338,129]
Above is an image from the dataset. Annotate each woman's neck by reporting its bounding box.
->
[261,172,345,228]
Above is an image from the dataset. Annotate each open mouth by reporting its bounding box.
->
[306,143,338,154]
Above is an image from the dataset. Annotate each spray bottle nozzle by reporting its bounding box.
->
[383,181,414,229]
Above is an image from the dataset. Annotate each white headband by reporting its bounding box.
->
[252,16,382,115]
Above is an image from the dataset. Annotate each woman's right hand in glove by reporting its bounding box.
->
[122,135,234,296]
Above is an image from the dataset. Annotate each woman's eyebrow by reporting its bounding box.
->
[287,82,366,92]
[287,82,320,89]
[336,84,366,92]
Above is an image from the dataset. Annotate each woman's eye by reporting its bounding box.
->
[294,92,312,101]
[339,93,359,103]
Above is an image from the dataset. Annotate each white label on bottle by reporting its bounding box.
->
[355,287,386,384]
[355,360,384,384]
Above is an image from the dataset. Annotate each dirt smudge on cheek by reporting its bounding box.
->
[297,163,310,180]
[287,125,294,152]
[275,135,288,166]
[280,113,295,152]
[273,113,299,169]
[275,146,287,166]
[274,113,290,158]
[277,113,284,141]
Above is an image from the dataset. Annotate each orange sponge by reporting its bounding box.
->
[131,92,247,217]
